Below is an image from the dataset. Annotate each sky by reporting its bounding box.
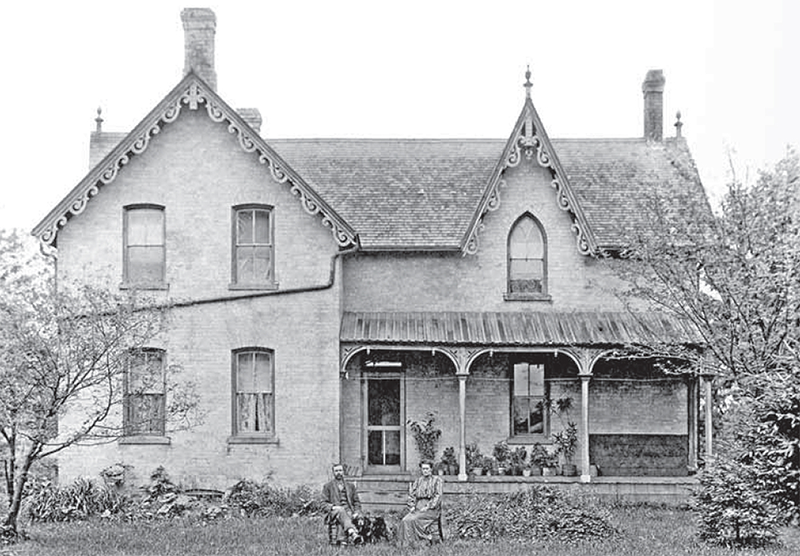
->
[0,0,797,235]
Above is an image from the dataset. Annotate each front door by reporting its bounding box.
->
[363,373,404,472]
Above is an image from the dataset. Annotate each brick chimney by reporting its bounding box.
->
[642,69,665,141]
[181,8,217,91]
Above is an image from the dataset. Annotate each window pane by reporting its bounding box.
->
[128,351,164,394]
[128,246,164,283]
[529,364,545,397]
[253,352,272,393]
[237,393,273,433]
[509,217,543,258]
[237,210,253,243]
[513,363,529,397]
[368,379,400,426]
[236,352,255,392]
[253,210,270,244]
[129,394,165,435]
[236,246,273,284]
[128,209,163,245]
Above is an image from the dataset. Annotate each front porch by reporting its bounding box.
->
[338,311,712,490]
[356,474,697,512]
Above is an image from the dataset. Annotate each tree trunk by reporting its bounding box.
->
[2,455,33,538]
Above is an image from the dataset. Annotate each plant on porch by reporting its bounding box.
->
[406,413,441,463]
[553,422,579,476]
[465,442,483,475]
[493,440,511,474]
[440,446,458,475]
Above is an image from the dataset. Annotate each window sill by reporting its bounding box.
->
[503,292,552,302]
[228,282,279,291]
[227,435,279,445]
[119,435,171,445]
[119,282,169,291]
[507,435,552,445]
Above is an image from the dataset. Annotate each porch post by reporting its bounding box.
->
[687,375,699,473]
[579,373,591,482]
[702,373,714,459]
[457,372,468,481]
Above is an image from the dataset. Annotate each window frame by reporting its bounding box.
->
[511,362,550,441]
[504,212,551,301]
[230,204,277,290]
[122,348,167,439]
[230,347,276,443]
[122,204,167,289]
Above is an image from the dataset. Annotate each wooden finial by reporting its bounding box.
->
[95,107,104,132]
[524,65,532,98]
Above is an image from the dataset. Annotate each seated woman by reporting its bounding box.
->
[396,460,443,546]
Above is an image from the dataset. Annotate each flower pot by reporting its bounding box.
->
[522,468,531,477]
[530,466,542,476]
[542,466,559,476]
[470,467,483,476]
[561,463,578,477]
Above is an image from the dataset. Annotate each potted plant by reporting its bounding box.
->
[553,421,579,476]
[440,446,458,476]
[510,445,528,476]
[529,443,547,476]
[481,455,497,476]
[407,413,441,464]
[465,442,483,476]
[541,450,560,476]
[492,440,511,475]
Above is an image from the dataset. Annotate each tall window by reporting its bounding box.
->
[124,205,165,286]
[513,363,547,436]
[124,349,166,436]
[232,206,274,287]
[233,349,274,436]
[507,214,547,296]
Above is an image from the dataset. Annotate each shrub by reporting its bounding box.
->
[23,477,128,522]
[225,480,323,517]
[445,485,617,543]
[693,457,783,547]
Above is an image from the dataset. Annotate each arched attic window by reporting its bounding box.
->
[506,213,549,300]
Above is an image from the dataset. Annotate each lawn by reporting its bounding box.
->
[5,505,799,556]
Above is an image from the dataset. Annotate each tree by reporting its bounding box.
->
[607,148,800,528]
[0,229,199,538]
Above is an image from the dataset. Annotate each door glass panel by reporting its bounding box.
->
[368,379,400,426]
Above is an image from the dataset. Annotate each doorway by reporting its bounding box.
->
[363,372,404,473]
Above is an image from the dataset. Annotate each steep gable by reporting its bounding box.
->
[32,73,358,250]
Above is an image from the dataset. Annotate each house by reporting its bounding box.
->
[32,8,712,503]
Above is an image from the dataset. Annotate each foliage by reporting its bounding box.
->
[0,229,202,537]
[406,413,441,463]
[510,446,528,472]
[440,446,457,468]
[693,456,783,547]
[492,440,511,465]
[480,456,496,474]
[225,479,324,518]
[23,477,129,523]
[553,422,579,464]
[529,443,550,468]
[445,485,617,543]
[465,442,483,470]
[607,149,800,536]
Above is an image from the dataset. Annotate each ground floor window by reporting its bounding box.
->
[512,362,547,436]
[233,349,274,436]
[124,348,166,435]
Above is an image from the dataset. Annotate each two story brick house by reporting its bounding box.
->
[33,8,711,498]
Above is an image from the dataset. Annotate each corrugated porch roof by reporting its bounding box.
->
[340,311,703,347]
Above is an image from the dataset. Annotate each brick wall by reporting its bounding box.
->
[55,107,344,489]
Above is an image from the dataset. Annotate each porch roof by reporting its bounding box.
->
[340,311,704,347]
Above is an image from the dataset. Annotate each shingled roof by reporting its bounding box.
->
[271,136,706,251]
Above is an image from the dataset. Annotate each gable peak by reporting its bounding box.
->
[524,65,532,99]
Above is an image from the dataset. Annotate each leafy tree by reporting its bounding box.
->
[0,229,199,538]
[607,148,800,531]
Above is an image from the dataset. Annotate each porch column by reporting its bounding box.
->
[702,373,714,459]
[687,375,699,473]
[579,373,591,482]
[457,372,468,481]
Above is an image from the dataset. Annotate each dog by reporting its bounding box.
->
[352,514,391,544]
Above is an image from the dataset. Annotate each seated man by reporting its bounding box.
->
[396,460,443,547]
[322,463,363,545]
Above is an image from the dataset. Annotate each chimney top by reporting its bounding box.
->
[642,69,665,142]
[181,8,217,91]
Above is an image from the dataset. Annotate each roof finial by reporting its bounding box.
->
[95,107,104,132]
[524,65,532,98]
[674,110,683,139]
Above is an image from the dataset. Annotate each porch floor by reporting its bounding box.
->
[356,474,697,512]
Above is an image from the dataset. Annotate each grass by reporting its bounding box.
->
[4,505,799,556]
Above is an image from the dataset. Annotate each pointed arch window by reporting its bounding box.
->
[506,214,549,300]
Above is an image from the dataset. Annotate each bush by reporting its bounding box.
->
[23,477,128,522]
[225,480,323,517]
[445,485,617,543]
[693,457,784,547]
